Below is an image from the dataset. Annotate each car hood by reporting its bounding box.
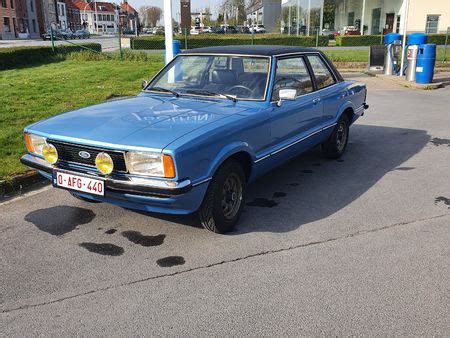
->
[26,95,249,151]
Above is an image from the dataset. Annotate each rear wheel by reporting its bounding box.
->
[198,160,246,234]
[322,114,350,159]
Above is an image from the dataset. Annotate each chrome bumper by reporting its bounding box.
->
[20,154,192,197]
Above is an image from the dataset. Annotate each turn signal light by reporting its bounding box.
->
[24,133,35,153]
[163,154,176,178]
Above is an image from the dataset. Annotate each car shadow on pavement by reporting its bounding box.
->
[235,124,429,234]
[144,124,429,234]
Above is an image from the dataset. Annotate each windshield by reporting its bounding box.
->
[147,55,271,101]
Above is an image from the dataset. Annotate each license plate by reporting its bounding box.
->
[54,171,104,196]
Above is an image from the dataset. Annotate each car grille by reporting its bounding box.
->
[48,140,127,172]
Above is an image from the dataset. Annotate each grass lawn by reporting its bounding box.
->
[0,56,164,180]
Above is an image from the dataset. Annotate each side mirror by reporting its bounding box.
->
[277,88,297,107]
[141,80,148,90]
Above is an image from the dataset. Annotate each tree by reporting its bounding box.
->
[138,6,162,28]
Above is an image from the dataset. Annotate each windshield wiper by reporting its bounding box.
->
[149,86,180,97]
[185,89,237,102]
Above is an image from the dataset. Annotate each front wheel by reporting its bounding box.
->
[321,114,349,159]
[198,160,246,233]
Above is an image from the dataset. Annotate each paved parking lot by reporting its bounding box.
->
[1,74,449,335]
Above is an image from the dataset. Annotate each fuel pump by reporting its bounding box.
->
[383,33,402,75]
[404,33,428,82]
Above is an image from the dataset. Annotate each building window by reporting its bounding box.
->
[10,0,13,9]
[3,17,11,32]
[30,0,33,12]
[396,15,401,33]
[32,19,36,32]
[1,0,7,8]
[347,12,354,26]
[425,14,440,34]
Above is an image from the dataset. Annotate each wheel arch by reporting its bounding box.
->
[207,142,254,183]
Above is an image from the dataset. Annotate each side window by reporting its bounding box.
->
[307,55,336,89]
[272,57,313,100]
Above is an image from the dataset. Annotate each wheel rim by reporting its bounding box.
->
[221,173,243,219]
[336,122,347,152]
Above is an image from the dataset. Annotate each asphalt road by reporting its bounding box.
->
[0,36,121,52]
[1,74,449,335]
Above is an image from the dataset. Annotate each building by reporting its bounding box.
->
[246,0,282,32]
[279,0,450,36]
[41,0,58,32]
[74,1,118,34]
[66,0,81,31]
[119,0,138,33]
[56,0,67,29]
[1,0,17,39]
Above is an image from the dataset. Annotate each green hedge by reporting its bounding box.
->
[336,35,384,46]
[336,34,448,46]
[0,43,102,70]
[427,34,448,45]
[131,34,329,50]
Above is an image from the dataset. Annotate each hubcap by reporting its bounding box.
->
[336,122,347,152]
[221,173,243,219]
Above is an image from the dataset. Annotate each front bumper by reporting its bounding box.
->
[20,153,194,199]
[21,154,207,214]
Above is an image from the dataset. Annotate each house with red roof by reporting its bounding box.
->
[119,0,139,34]
[73,0,118,34]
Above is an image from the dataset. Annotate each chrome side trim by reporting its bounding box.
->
[192,177,212,187]
[323,122,337,130]
[253,123,337,163]
[271,128,323,156]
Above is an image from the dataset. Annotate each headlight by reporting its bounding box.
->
[24,133,47,156]
[43,143,58,164]
[95,152,114,175]
[125,151,175,178]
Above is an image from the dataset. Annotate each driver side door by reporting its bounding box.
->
[270,55,323,152]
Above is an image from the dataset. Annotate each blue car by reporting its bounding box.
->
[21,46,368,233]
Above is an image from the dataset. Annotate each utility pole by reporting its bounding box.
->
[164,0,173,64]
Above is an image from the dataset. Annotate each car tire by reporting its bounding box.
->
[198,159,246,234]
[321,114,349,159]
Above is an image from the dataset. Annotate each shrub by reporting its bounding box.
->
[67,49,163,62]
[0,43,102,70]
[427,34,447,45]
[335,35,384,46]
[131,34,329,50]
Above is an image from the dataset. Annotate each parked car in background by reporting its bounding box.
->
[250,25,266,33]
[238,26,251,34]
[190,27,201,35]
[211,26,225,34]
[61,29,74,39]
[202,26,213,33]
[42,29,64,41]
[21,45,368,234]
[74,29,90,39]
[342,26,360,35]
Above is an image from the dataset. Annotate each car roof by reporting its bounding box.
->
[183,45,319,56]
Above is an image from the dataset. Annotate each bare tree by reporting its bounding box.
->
[139,6,162,28]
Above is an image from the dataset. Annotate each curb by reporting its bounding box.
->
[368,72,443,90]
[0,170,47,200]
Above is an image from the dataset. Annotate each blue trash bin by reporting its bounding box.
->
[164,40,181,64]
[415,44,436,84]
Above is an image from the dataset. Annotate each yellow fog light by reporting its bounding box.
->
[43,143,58,164]
[95,152,114,175]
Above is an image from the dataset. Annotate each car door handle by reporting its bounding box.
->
[313,98,321,105]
